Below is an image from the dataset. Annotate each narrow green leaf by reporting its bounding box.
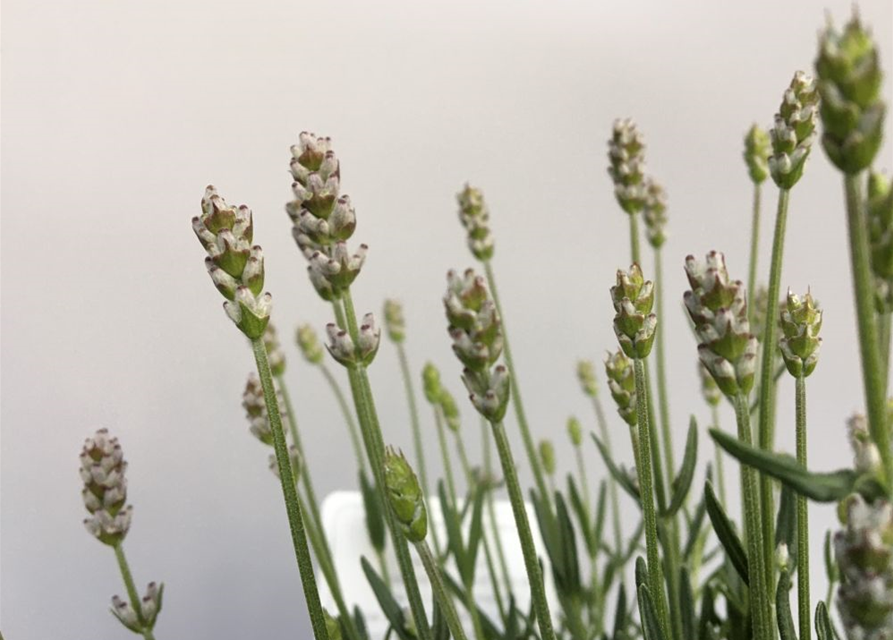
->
[638,585,668,640]
[555,492,582,597]
[361,556,413,640]
[465,484,486,582]
[438,480,467,581]
[360,470,386,552]
[431,600,449,640]
[815,602,835,640]
[704,481,749,585]
[441,570,501,639]
[776,569,797,640]
[591,433,641,503]
[567,474,597,557]
[683,492,708,561]
[710,428,861,502]
[592,480,608,558]
[824,530,839,584]
[680,567,697,640]
[635,556,648,590]
[354,606,369,640]
[663,417,699,517]
[612,584,627,640]
[697,584,718,640]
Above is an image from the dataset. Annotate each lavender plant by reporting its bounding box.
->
[77,9,892,640]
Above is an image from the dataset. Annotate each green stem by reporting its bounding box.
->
[482,260,550,508]
[795,375,810,640]
[414,540,470,640]
[757,186,790,609]
[592,395,624,560]
[397,343,430,497]
[481,418,513,597]
[747,183,763,326]
[711,405,727,507]
[251,338,329,640]
[632,358,670,638]
[734,393,772,640]
[319,363,366,473]
[845,174,893,484]
[653,247,676,490]
[340,291,432,640]
[434,406,459,508]
[297,490,362,640]
[277,375,330,560]
[114,544,157,640]
[630,211,642,265]
[490,419,557,640]
[878,311,891,395]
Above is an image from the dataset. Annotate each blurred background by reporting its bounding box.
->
[2,0,892,637]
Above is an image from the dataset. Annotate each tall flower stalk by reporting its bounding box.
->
[744,125,771,323]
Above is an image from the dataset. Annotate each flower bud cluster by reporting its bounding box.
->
[443,269,510,422]
[607,119,647,214]
[847,414,882,476]
[457,184,495,261]
[642,177,668,249]
[567,416,583,447]
[383,299,406,344]
[835,494,893,640]
[779,290,823,378]
[422,362,443,404]
[296,324,325,365]
[242,373,290,446]
[577,360,598,398]
[769,71,819,189]
[610,263,657,359]
[263,323,286,376]
[868,172,893,312]
[605,349,637,427]
[111,582,164,634]
[384,447,428,543]
[325,314,381,367]
[539,440,556,476]
[744,124,771,185]
[81,429,132,545]
[286,133,367,300]
[684,252,758,397]
[439,388,461,433]
[193,186,271,339]
[815,14,886,174]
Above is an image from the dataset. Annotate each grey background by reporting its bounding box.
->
[3,0,892,637]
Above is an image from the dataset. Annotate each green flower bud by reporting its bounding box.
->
[698,361,722,407]
[324,609,343,640]
[577,360,599,397]
[607,118,647,214]
[611,263,657,359]
[325,314,381,367]
[457,184,495,261]
[296,324,325,365]
[779,290,823,378]
[444,269,503,372]
[684,252,757,397]
[383,299,406,343]
[868,172,893,312]
[567,416,583,447]
[462,365,511,423]
[642,177,668,248]
[111,582,164,634]
[80,429,132,546]
[744,124,771,184]
[263,323,286,376]
[815,12,886,174]
[605,349,637,427]
[539,440,556,476]
[439,388,461,433]
[769,71,819,189]
[384,448,428,543]
[421,362,443,404]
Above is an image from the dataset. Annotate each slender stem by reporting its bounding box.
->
[251,338,329,640]
[592,395,624,559]
[711,405,727,507]
[114,544,157,640]
[795,375,810,640]
[340,291,432,640]
[297,491,362,640]
[434,406,459,508]
[757,186,790,606]
[632,358,670,638]
[277,376,330,560]
[629,211,642,265]
[733,393,772,640]
[490,419,558,640]
[574,447,591,522]
[482,260,550,508]
[481,418,512,597]
[414,540,470,640]
[319,364,366,473]
[845,174,893,484]
[653,247,675,488]
[878,311,891,395]
[747,183,763,325]
[397,343,430,496]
